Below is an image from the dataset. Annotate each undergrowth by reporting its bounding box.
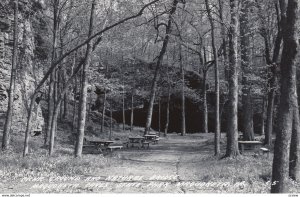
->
[0,127,299,193]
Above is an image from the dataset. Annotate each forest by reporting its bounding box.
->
[0,0,299,194]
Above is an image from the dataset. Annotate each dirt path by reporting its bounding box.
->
[2,133,224,193]
[92,133,214,193]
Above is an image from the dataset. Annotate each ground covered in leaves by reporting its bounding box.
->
[0,124,299,193]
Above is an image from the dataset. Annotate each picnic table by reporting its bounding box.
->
[238,140,263,154]
[123,136,150,149]
[126,136,145,148]
[149,131,158,135]
[144,134,159,144]
[84,137,114,152]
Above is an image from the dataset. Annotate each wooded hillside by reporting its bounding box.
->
[0,0,299,193]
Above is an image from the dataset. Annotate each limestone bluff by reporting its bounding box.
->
[0,0,46,135]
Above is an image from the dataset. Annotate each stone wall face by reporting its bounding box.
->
[0,3,44,133]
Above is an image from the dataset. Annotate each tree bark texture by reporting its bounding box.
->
[158,97,161,135]
[49,49,88,155]
[2,0,18,150]
[164,81,171,136]
[257,1,283,146]
[179,44,186,136]
[240,0,254,141]
[202,70,208,134]
[225,0,240,158]
[271,0,299,192]
[75,0,96,158]
[45,0,59,146]
[261,96,266,135]
[205,0,220,155]
[109,102,113,140]
[289,98,300,181]
[122,85,125,131]
[265,77,276,146]
[101,91,106,133]
[130,90,134,132]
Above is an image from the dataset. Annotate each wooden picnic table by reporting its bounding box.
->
[144,134,159,144]
[149,131,158,135]
[84,137,114,152]
[127,136,145,148]
[238,140,262,154]
[144,134,158,140]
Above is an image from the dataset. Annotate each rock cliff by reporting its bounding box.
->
[0,1,45,134]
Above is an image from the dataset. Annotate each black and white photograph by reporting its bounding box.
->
[0,0,299,194]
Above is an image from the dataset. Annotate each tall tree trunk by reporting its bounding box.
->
[145,0,179,134]
[164,56,171,137]
[45,50,55,146]
[61,54,68,120]
[63,68,68,120]
[49,54,90,154]
[49,91,62,155]
[130,90,134,132]
[218,0,229,82]
[265,79,276,146]
[202,46,209,134]
[45,0,59,146]
[240,0,254,141]
[72,75,77,133]
[2,0,18,150]
[122,86,125,131]
[71,52,78,133]
[158,97,161,135]
[71,52,77,133]
[109,102,112,140]
[101,91,106,133]
[261,96,266,135]
[49,46,90,155]
[257,1,283,146]
[75,0,95,158]
[164,92,171,137]
[164,81,171,137]
[242,88,254,140]
[271,0,299,192]
[179,44,186,136]
[202,69,208,133]
[289,98,300,181]
[205,0,220,155]
[54,67,59,133]
[198,47,207,134]
[121,55,126,131]
[224,0,240,158]
[59,69,63,121]
[49,55,86,155]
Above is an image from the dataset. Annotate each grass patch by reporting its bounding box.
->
[0,128,299,193]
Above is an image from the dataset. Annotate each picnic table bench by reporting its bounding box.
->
[106,145,123,152]
[259,147,270,157]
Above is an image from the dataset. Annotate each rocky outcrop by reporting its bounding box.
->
[0,2,44,133]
